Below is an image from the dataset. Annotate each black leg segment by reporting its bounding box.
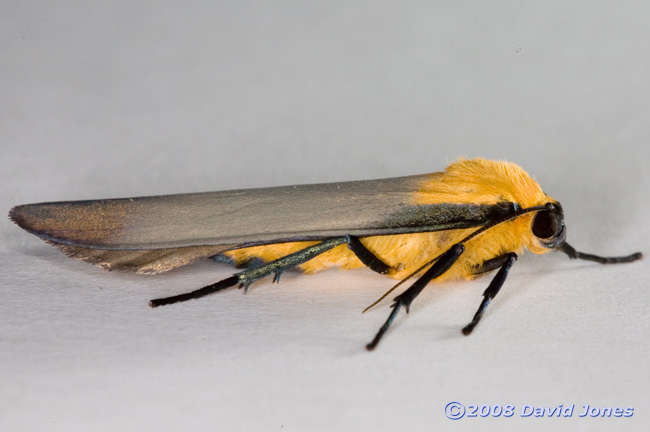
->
[472,254,513,275]
[559,242,642,264]
[149,276,239,307]
[365,243,465,351]
[462,252,517,336]
[345,235,391,274]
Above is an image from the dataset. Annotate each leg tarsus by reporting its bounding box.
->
[366,300,404,351]
[462,252,517,335]
[149,275,239,307]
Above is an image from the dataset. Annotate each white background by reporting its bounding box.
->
[1,1,649,431]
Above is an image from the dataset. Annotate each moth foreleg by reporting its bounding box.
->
[559,242,642,264]
[462,252,517,335]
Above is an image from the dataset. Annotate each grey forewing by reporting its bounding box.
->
[12,173,517,250]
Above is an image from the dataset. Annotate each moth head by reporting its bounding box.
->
[531,202,566,249]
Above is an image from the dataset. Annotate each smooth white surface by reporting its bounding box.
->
[1,1,649,431]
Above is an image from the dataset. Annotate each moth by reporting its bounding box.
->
[9,158,642,350]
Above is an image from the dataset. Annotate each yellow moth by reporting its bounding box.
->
[10,158,642,350]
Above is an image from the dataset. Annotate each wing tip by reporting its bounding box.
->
[9,204,42,236]
[9,204,25,226]
[9,203,69,244]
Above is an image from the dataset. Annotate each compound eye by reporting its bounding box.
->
[532,211,560,239]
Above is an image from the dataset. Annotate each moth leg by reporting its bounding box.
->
[150,237,357,307]
[472,254,513,275]
[365,243,465,351]
[149,275,240,307]
[559,242,642,264]
[462,252,517,336]
[344,235,391,274]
